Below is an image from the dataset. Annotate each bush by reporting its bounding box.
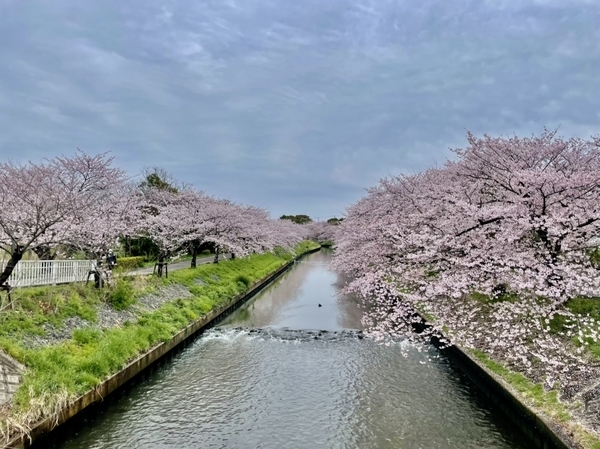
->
[234,274,252,290]
[107,279,136,310]
[116,256,146,270]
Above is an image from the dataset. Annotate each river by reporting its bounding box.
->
[43,250,530,448]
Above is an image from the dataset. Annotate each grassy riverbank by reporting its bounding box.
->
[0,241,319,441]
[427,294,600,449]
[469,349,600,449]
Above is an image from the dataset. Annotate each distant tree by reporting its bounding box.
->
[326,217,344,225]
[139,167,179,194]
[134,186,195,276]
[306,221,338,245]
[125,168,181,259]
[135,189,308,272]
[279,214,313,225]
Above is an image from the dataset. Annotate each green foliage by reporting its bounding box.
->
[326,217,344,224]
[468,288,519,305]
[72,328,102,345]
[0,285,101,341]
[471,350,571,422]
[116,256,146,270]
[589,248,600,268]
[139,171,178,193]
[107,279,136,310]
[279,214,312,224]
[547,313,570,335]
[122,236,160,259]
[293,240,320,256]
[234,274,252,290]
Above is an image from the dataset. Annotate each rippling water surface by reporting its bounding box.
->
[47,250,529,449]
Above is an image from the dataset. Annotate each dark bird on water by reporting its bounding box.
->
[318,304,322,307]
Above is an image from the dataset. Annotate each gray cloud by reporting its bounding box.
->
[0,0,598,219]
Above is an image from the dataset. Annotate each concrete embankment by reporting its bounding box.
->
[406,316,582,449]
[4,247,320,449]
[441,344,576,449]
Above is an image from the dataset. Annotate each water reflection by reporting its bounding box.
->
[222,249,363,330]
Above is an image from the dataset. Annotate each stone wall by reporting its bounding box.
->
[0,351,23,406]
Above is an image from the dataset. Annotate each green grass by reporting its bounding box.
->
[470,349,600,449]
[469,288,520,305]
[107,279,137,310]
[471,349,571,422]
[0,284,102,341]
[0,241,319,433]
[545,297,600,358]
[566,297,600,320]
[292,240,320,256]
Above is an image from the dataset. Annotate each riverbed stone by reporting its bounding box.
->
[0,350,24,406]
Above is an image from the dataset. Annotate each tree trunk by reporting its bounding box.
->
[0,247,24,287]
[124,235,131,257]
[231,253,235,260]
[213,246,220,264]
[191,242,197,268]
[0,284,13,310]
[157,256,164,277]
[94,271,103,289]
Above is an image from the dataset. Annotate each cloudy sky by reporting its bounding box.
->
[0,0,598,219]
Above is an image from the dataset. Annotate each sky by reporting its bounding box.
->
[0,0,599,220]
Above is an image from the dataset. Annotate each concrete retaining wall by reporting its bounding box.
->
[442,344,576,449]
[5,248,319,449]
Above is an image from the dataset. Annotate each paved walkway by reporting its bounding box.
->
[125,254,229,276]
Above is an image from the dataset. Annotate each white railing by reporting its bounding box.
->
[0,260,94,288]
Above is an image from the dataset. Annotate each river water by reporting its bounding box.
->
[47,250,530,449]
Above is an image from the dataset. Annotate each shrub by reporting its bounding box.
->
[116,256,146,270]
[107,279,136,310]
[234,274,252,290]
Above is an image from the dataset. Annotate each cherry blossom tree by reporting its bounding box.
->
[305,220,338,245]
[204,202,297,262]
[135,187,307,273]
[333,130,600,387]
[69,182,140,261]
[134,186,195,276]
[0,151,126,288]
[269,216,309,251]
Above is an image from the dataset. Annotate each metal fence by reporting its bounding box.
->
[0,260,94,288]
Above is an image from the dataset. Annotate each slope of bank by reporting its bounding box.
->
[417,299,600,449]
[0,241,320,446]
